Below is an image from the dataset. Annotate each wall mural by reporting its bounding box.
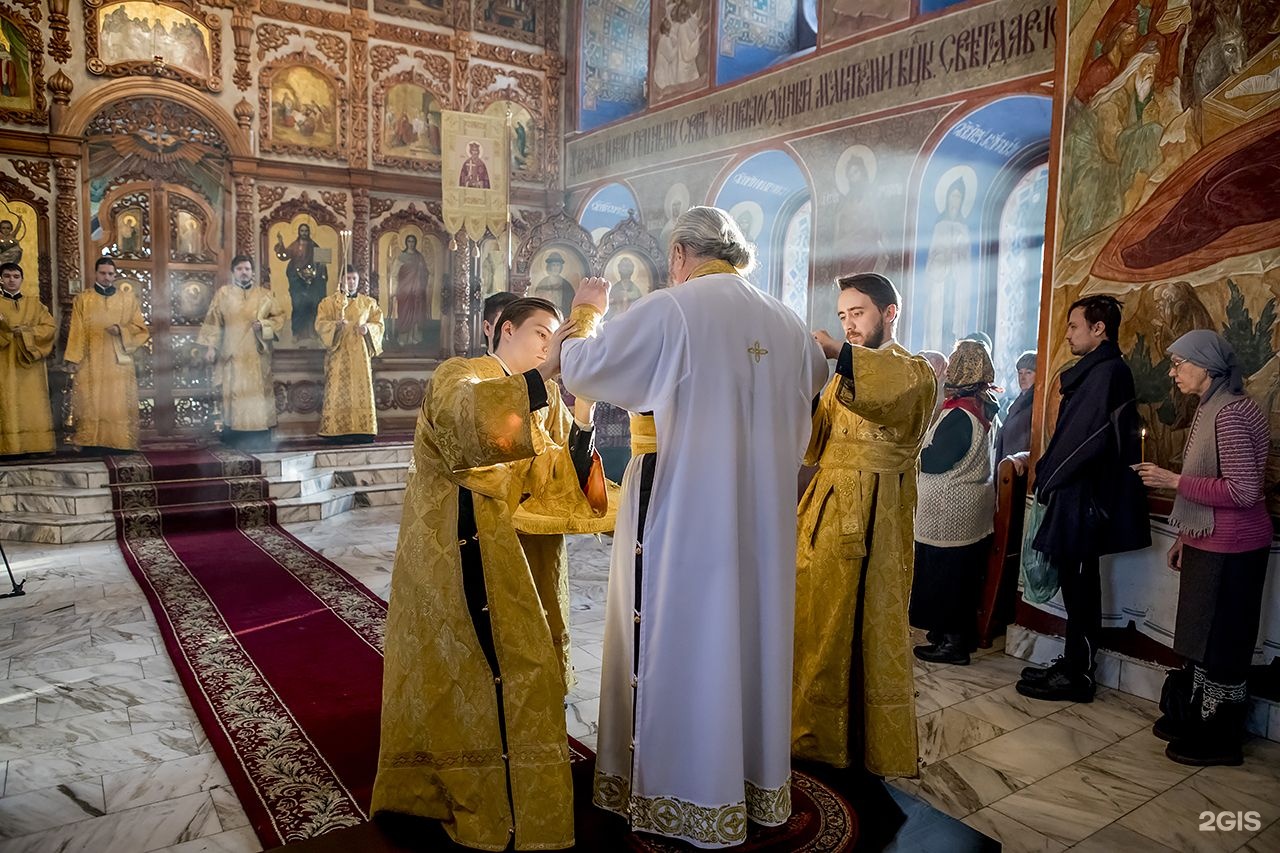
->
[717,0,800,85]
[1043,0,1280,496]
[821,0,908,46]
[578,181,640,241]
[579,0,651,131]
[711,149,810,299]
[650,0,711,104]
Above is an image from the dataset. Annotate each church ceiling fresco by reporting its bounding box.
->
[1042,0,1280,510]
[579,0,651,131]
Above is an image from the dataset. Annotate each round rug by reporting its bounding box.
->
[624,771,857,852]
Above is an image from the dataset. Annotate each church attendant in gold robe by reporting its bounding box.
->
[0,262,56,455]
[65,257,149,452]
[793,272,937,779]
[199,255,285,446]
[315,266,384,441]
[374,297,606,851]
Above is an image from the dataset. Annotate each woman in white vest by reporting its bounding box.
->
[909,339,999,665]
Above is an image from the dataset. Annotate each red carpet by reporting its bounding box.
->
[108,448,858,851]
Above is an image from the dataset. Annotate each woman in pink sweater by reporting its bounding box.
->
[1136,330,1271,768]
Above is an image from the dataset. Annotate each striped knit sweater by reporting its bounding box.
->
[1176,396,1274,554]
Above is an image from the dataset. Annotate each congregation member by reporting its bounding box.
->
[65,256,149,452]
[1136,330,1270,767]
[1018,295,1149,703]
[910,340,999,666]
[373,298,604,850]
[793,273,936,779]
[482,291,519,353]
[199,255,285,449]
[557,206,827,847]
[919,349,948,424]
[0,262,55,456]
[996,349,1037,466]
[315,266,384,443]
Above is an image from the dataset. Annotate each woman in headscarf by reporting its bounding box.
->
[1136,330,1271,767]
[995,350,1037,465]
[910,340,1000,665]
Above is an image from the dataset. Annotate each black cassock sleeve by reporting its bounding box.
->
[920,409,972,474]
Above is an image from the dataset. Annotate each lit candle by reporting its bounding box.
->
[1140,427,1147,463]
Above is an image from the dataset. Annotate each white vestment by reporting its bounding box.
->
[561,274,828,848]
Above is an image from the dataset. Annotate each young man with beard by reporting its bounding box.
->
[792,272,937,780]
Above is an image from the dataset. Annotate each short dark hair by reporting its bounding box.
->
[94,256,117,271]
[0,262,22,278]
[230,254,254,271]
[484,291,520,325]
[837,272,900,312]
[1068,294,1122,341]
[344,264,359,275]
[494,297,561,353]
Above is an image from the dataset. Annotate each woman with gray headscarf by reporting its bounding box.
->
[1135,329,1271,768]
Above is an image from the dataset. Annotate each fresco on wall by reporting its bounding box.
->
[910,95,1052,354]
[579,182,640,241]
[602,250,656,313]
[579,0,651,131]
[821,0,909,46]
[718,0,801,85]
[98,2,212,80]
[479,234,509,297]
[529,246,589,316]
[268,217,337,348]
[0,16,35,113]
[269,66,338,150]
[712,150,810,299]
[651,0,711,103]
[788,106,950,332]
[1043,0,1280,505]
[376,226,444,350]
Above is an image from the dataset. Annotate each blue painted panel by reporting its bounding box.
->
[579,183,642,240]
[579,0,652,132]
[712,149,810,296]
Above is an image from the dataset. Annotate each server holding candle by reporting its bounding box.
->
[1135,330,1271,767]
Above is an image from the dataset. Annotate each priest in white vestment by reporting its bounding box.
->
[558,206,829,848]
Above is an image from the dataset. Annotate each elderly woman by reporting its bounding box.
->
[910,340,1000,665]
[996,350,1037,463]
[1136,330,1271,767]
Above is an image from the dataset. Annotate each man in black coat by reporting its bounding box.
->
[1018,295,1151,702]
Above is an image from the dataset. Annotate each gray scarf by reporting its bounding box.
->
[1167,331,1244,538]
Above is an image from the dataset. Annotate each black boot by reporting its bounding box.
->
[914,634,970,666]
[1020,655,1067,684]
[1154,667,1196,742]
[1016,667,1095,703]
[1166,700,1246,767]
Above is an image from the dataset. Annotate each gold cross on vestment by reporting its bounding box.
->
[747,340,769,363]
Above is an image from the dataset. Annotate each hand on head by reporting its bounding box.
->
[573,277,610,314]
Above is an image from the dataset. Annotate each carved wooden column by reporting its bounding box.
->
[234,173,255,261]
[350,12,370,168]
[543,54,565,195]
[47,0,73,63]
[352,188,370,279]
[231,8,253,90]
[52,155,82,367]
[451,240,474,357]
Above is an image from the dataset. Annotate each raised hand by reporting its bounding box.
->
[813,329,844,360]
[573,277,610,314]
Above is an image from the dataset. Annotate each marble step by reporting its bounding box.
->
[332,462,411,488]
[274,482,406,523]
[268,469,337,499]
[0,487,114,516]
[0,510,116,545]
[313,445,412,469]
[0,463,110,490]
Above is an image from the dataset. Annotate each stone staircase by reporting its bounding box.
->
[0,444,412,543]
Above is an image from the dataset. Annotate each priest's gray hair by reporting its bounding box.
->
[669,206,757,275]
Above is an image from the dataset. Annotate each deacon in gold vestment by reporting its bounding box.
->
[0,262,55,455]
[198,256,285,437]
[793,273,936,778]
[315,267,384,439]
[65,257,149,451]
[374,298,608,851]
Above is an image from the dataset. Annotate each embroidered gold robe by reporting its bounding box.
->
[792,342,936,777]
[314,291,385,436]
[374,355,604,851]
[198,285,284,432]
[0,294,56,454]
[65,289,149,450]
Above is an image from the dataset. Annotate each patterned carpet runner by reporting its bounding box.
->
[107,447,859,851]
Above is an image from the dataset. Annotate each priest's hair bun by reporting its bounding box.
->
[670,206,758,276]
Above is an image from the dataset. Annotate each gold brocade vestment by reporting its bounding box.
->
[314,291,385,436]
[0,293,56,454]
[65,288,149,450]
[198,285,285,431]
[792,342,936,777]
[373,355,606,851]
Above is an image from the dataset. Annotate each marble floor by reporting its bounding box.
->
[0,506,1277,853]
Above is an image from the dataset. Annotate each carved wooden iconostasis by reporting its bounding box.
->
[0,0,566,440]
